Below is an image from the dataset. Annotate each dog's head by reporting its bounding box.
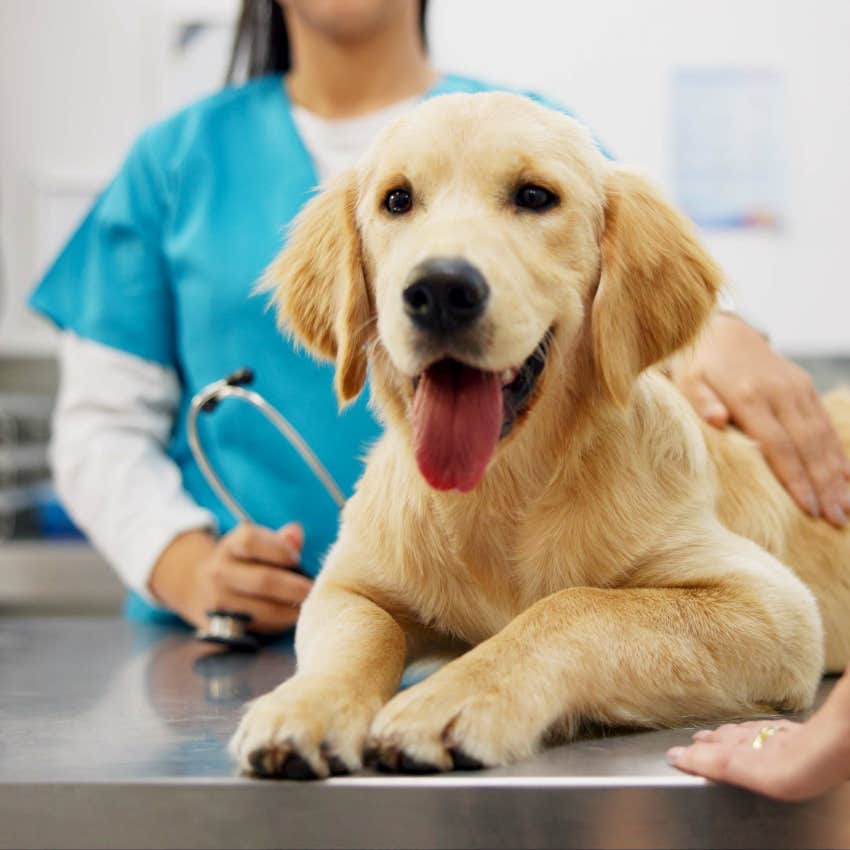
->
[267,92,722,492]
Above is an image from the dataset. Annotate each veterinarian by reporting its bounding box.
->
[29,0,850,630]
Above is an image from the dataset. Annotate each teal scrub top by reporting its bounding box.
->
[29,73,602,623]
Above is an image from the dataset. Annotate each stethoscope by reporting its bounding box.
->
[187,368,346,651]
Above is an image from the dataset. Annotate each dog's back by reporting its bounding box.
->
[706,388,850,672]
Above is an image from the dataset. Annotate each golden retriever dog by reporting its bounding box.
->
[230,92,850,779]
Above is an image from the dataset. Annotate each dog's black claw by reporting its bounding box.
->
[281,753,318,780]
[248,748,275,777]
[449,747,485,771]
[375,745,401,772]
[363,745,381,769]
[326,754,350,776]
[376,753,400,773]
[320,740,351,776]
[397,752,440,774]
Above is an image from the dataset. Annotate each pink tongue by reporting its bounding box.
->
[412,360,503,492]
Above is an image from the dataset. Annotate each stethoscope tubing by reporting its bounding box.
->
[187,368,346,521]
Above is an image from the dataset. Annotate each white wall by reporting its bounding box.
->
[0,0,236,355]
[2,0,848,355]
[430,0,850,355]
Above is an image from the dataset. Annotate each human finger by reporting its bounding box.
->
[667,741,737,780]
[218,592,301,633]
[224,524,302,566]
[773,387,850,526]
[692,719,798,744]
[729,397,819,516]
[666,742,768,790]
[190,590,300,633]
[278,521,305,551]
[219,560,313,606]
[667,740,812,801]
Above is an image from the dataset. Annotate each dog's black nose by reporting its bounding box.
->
[403,258,489,334]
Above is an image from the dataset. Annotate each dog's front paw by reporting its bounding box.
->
[366,670,540,773]
[229,676,379,779]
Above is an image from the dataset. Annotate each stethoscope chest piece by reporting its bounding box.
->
[196,609,260,653]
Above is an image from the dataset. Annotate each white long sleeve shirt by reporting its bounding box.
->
[51,332,217,602]
[50,98,420,601]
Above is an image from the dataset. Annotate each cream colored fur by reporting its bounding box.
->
[230,93,850,778]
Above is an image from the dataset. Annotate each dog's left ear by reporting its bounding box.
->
[265,170,372,406]
[592,167,723,405]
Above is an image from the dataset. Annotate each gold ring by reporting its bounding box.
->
[752,726,778,750]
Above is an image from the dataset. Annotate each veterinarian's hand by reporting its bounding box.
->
[667,670,850,801]
[671,312,850,526]
[148,522,312,632]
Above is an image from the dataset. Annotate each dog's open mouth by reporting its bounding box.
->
[411,331,552,492]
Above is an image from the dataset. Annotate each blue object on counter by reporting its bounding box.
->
[36,493,85,540]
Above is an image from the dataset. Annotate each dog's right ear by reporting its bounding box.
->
[264,170,372,407]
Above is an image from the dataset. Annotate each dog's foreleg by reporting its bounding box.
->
[368,535,823,771]
[229,576,407,779]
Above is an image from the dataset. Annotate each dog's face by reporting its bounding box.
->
[268,93,721,492]
[357,94,605,384]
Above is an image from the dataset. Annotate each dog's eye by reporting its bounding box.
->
[514,184,558,211]
[384,188,413,215]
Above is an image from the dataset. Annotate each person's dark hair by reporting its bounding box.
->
[226,0,429,84]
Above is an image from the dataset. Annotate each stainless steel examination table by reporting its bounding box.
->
[1,618,848,850]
